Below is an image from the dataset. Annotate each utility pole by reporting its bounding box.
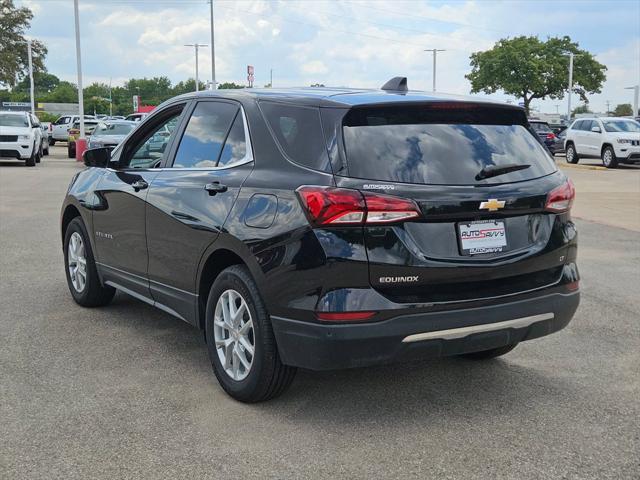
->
[209,0,216,89]
[108,77,112,117]
[424,49,445,92]
[73,0,86,159]
[625,85,639,117]
[270,68,273,88]
[605,100,610,115]
[185,43,208,92]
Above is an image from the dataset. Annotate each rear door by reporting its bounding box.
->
[145,99,253,323]
[332,103,567,304]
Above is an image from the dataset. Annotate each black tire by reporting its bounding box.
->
[43,144,49,156]
[49,138,55,146]
[35,145,42,163]
[565,143,579,164]
[63,217,116,307]
[25,146,36,167]
[67,145,75,158]
[601,145,618,169]
[460,343,518,360]
[205,265,296,403]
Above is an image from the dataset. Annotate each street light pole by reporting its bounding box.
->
[73,0,86,159]
[26,39,35,116]
[563,52,582,121]
[185,43,208,92]
[424,49,445,92]
[209,0,216,90]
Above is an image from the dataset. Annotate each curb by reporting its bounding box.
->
[557,162,608,171]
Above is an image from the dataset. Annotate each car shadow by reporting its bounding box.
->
[0,160,29,167]
[101,292,576,427]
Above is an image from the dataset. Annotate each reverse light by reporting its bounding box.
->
[545,179,575,213]
[296,186,421,226]
[316,311,377,322]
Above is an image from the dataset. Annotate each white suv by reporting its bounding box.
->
[0,111,43,167]
[564,117,640,168]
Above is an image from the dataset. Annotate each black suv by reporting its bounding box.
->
[61,79,580,402]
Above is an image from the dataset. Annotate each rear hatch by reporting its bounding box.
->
[330,102,571,304]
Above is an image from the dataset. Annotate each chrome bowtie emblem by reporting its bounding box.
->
[479,199,505,211]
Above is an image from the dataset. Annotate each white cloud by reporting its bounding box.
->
[301,60,328,75]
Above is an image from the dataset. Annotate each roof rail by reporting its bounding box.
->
[381,77,408,92]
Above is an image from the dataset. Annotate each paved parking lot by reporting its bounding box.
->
[1,147,639,479]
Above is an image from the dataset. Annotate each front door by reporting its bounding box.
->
[145,100,254,323]
[92,104,186,300]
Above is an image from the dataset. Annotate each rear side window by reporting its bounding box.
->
[341,105,556,185]
[530,122,551,133]
[173,102,238,168]
[260,102,331,172]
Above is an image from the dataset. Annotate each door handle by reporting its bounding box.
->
[131,179,148,191]
[204,182,228,196]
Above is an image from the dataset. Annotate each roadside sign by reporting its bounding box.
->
[133,95,140,112]
[247,65,254,87]
[2,102,30,107]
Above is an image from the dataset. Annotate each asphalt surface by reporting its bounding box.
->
[1,148,639,479]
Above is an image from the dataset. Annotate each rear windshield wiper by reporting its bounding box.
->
[475,163,531,181]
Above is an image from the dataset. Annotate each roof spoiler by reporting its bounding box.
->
[381,77,408,92]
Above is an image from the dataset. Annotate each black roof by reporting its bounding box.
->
[171,86,520,109]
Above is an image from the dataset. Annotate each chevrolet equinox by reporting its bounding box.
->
[61,78,580,402]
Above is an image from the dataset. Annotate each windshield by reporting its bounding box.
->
[0,114,29,127]
[341,105,556,185]
[94,123,135,136]
[602,120,640,133]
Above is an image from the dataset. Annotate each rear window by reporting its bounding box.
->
[341,105,556,185]
[530,122,551,133]
[260,102,331,172]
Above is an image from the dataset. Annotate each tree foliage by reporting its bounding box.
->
[217,82,244,89]
[572,104,592,115]
[0,0,48,87]
[466,36,606,115]
[613,103,633,116]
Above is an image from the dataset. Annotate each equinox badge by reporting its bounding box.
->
[479,199,506,211]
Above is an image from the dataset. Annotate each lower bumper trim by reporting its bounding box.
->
[402,312,554,343]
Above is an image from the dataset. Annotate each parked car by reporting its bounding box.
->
[67,120,99,158]
[39,122,50,156]
[87,120,136,150]
[50,114,96,144]
[529,119,562,154]
[564,117,640,168]
[124,112,149,122]
[0,111,43,166]
[61,80,580,402]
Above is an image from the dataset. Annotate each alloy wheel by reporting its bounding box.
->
[68,232,87,292]
[603,149,612,167]
[213,289,255,381]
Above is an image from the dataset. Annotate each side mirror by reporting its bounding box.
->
[591,126,601,133]
[83,147,111,168]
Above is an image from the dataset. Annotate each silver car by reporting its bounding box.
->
[87,120,137,150]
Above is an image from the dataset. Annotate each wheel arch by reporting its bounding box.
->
[196,242,265,331]
[61,204,82,244]
[601,143,614,155]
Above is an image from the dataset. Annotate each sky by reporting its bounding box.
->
[17,0,640,114]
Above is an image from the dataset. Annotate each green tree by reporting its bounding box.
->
[613,103,633,116]
[84,82,111,114]
[466,36,607,115]
[0,0,48,87]
[572,104,592,115]
[43,81,78,103]
[217,81,244,90]
[172,78,208,95]
[13,72,60,95]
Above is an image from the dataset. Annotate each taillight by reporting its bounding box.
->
[296,186,421,226]
[545,179,575,212]
[546,132,556,140]
[48,124,52,132]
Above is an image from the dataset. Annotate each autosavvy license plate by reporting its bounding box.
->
[459,220,507,255]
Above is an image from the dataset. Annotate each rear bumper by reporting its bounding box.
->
[271,290,579,370]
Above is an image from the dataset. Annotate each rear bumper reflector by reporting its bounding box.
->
[401,312,555,343]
